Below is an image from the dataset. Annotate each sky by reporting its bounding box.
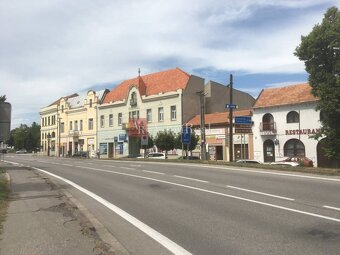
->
[1,0,339,128]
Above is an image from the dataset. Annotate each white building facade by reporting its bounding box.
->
[252,83,328,167]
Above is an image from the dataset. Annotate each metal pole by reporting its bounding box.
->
[229,74,234,162]
[200,92,207,160]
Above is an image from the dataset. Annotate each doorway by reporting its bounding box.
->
[263,139,275,162]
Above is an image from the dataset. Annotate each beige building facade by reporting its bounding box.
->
[97,68,204,158]
[40,90,107,157]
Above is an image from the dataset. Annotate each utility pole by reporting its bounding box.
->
[229,74,234,162]
[197,91,207,160]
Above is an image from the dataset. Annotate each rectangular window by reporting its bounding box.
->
[61,105,64,113]
[88,118,93,130]
[74,120,78,131]
[171,105,177,121]
[60,122,64,133]
[48,116,51,126]
[118,113,122,126]
[109,114,113,127]
[158,107,164,122]
[80,120,83,131]
[100,115,105,128]
[89,99,93,108]
[147,109,152,123]
[69,121,72,130]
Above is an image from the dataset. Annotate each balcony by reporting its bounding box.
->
[69,130,80,137]
[260,122,277,135]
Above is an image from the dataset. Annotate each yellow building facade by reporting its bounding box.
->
[40,90,108,157]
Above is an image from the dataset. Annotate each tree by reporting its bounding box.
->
[295,6,340,159]
[154,130,175,155]
[6,122,41,151]
[0,95,6,102]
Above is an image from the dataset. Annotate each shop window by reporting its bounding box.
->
[284,139,305,157]
[287,111,299,123]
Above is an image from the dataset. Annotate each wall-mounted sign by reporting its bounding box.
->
[285,128,320,135]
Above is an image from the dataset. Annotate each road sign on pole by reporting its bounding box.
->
[141,134,148,146]
[235,116,252,125]
[225,104,238,109]
[181,126,191,144]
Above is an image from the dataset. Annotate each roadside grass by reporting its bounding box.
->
[0,168,10,234]
[109,158,340,176]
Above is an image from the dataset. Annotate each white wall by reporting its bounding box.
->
[253,102,322,165]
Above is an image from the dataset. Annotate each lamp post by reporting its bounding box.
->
[47,134,51,156]
[196,90,207,160]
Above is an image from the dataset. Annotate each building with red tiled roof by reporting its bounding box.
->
[98,68,205,157]
[253,83,318,109]
[186,109,254,161]
[252,83,331,167]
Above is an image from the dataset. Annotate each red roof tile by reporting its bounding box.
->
[253,83,318,109]
[103,68,190,103]
[187,109,252,126]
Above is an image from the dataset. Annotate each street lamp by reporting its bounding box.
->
[47,134,51,156]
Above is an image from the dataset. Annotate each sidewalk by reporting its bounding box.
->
[0,162,115,255]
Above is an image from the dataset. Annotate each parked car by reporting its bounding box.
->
[271,156,313,167]
[236,159,262,164]
[72,151,88,158]
[15,149,27,154]
[146,152,167,159]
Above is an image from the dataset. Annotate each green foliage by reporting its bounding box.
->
[7,122,41,152]
[174,130,199,151]
[295,6,340,159]
[0,95,6,102]
[154,130,175,153]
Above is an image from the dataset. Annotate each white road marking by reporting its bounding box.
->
[104,165,115,167]
[323,205,340,211]
[67,165,340,224]
[5,159,340,225]
[130,164,141,167]
[173,175,208,183]
[111,160,340,183]
[120,167,136,170]
[29,166,192,255]
[142,170,165,175]
[87,163,93,165]
[62,164,73,167]
[226,185,295,201]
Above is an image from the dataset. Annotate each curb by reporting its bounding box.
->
[2,161,130,255]
[61,187,131,255]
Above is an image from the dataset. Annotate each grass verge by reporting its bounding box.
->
[0,168,10,234]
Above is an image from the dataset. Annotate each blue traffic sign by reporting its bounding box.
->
[235,116,252,124]
[225,104,238,109]
[181,126,191,144]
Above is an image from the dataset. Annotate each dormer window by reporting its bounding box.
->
[130,92,137,106]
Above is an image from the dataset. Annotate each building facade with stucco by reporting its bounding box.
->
[97,68,205,158]
[252,83,333,167]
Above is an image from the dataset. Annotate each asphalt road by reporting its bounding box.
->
[4,154,340,255]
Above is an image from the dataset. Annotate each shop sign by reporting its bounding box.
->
[285,128,320,135]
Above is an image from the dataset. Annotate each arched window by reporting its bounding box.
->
[262,113,274,131]
[284,139,305,157]
[287,111,299,123]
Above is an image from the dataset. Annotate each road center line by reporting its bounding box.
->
[173,175,208,183]
[323,205,340,211]
[120,167,136,170]
[28,165,192,255]
[72,165,340,224]
[226,185,295,201]
[62,163,73,167]
[142,170,165,175]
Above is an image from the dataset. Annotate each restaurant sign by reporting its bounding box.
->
[285,128,320,135]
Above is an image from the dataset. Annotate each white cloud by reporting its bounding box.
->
[0,0,338,127]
